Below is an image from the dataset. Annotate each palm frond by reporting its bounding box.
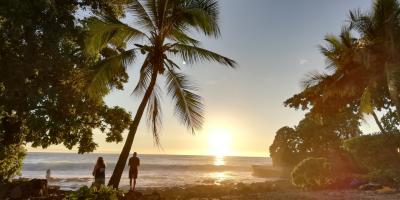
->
[320,33,352,71]
[348,9,374,38]
[156,0,168,30]
[146,87,163,146]
[301,71,329,89]
[165,58,181,70]
[360,86,373,114]
[145,0,159,30]
[173,44,236,67]
[161,0,220,38]
[339,27,354,48]
[84,15,147,56]
[165,68,204,134]
[167,29,200,45]
[128,0,156,30]
[87,49,136,99]
[132,56,152,96]
[183,0,220,37]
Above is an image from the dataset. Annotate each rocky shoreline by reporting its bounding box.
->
[2,179,400,200]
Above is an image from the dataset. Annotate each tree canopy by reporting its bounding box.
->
[270,107,361,168]
[0,0,133,182]
[269,0,400,167]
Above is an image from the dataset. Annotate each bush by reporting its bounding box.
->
[0,144,26,183]
[66,186,123,200]
[291,157,333,190]
[367,168,400,185]
[344,134,400,172]
[269,126,304,168]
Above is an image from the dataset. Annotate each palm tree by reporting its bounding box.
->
[84,0,236,188]
[349,0,400,118]
[311,29,387,133]
[288,28,387,133]
[289,0,400,132]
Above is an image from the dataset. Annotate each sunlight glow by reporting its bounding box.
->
[208,128,232,157]
[214,155,225,166]
[209,172,228,185]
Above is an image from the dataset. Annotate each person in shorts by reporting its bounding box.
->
[128,152,140,191]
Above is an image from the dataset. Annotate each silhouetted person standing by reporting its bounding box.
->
[46,169,51,181]
[128,152,140,191]
[92,157,106,188]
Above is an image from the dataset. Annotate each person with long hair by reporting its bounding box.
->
[92,157,106,187]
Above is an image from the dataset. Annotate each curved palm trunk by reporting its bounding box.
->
[108,71,158,188]
[371,111,386,134]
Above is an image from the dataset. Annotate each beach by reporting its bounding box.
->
[142,182,400,200]
[21,152,271,191]
[17,152,400,200]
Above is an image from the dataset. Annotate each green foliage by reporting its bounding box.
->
[269,127,302,167]
[0,0,132,151]
[344,134,400,172]
[283,0,400,188]
[381,109,400,134]
[0,0,133,181]
[80,0,131,18]
[66,186,123,200]
[0,101,26,183]
[285,0,400,135]
[0,144,26,183]
[367,168,400,185]
[291,157,333,190]
[270,107,361,168]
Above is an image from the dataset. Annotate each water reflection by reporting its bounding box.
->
[214,155,225,166]
[209,172,228,185]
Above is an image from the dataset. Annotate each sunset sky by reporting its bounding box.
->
[30,0,378,157]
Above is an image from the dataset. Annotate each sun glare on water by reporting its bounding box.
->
[208,128,232,158]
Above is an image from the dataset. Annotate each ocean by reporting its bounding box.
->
[21,152,272,190]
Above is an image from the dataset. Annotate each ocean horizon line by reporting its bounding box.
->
[26,151,269,158]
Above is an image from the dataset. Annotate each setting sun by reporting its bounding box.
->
[208,128,232,157]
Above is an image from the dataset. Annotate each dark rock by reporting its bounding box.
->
[30,179,48,196]
[359,183,383,191]
[327,176,353,189]
[0,184,10,199]
[1,179,48,199]
[349,178,367,189]
[9,185,23,199]
[146,191,162,200]
[124,191,164,200]
[48,185,61,194]
[124,191,143,200]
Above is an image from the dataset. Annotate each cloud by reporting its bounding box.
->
[299,59,308,65]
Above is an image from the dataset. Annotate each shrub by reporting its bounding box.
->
[324,149,360,174]
[367,168,400,185]
[344,133,400,172]
[66,186,123,200]
[269,126,304,168]
[291,157,333,190]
